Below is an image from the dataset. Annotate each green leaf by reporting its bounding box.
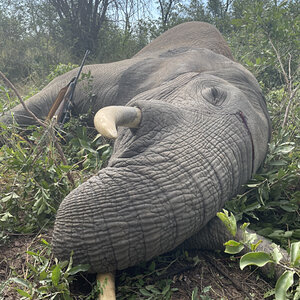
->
[271,244,283,264]
[39,270,48,281]
[217,209,237,237]
[68,264,90,275]
[275,271,295,300]
[40,238,49,246]
[240,252,273,270]
[10,277,31,289]
[148,260,156,272]
[162,284,170,296]
[16,288,32,298]
[290,242,300,267]
[0,212,14,222]
[51,265,61,286]
[250,239,262,251]
[224,240,244,254]
[264,289,275,298]
[139,288,153,296]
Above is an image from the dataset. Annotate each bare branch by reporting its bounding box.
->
[0,71,75,186]
[268,37,289,86]
[0,71,46,128]
[282,84,299,127]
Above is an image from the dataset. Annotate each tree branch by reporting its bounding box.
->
[0,71,75,186]
[0,71,46,128]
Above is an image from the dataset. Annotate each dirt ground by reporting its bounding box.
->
[0,231,274,300]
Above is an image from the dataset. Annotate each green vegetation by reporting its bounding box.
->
[217,210,300,299]
[0,0,299,299]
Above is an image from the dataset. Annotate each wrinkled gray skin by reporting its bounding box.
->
[1,22,272,274]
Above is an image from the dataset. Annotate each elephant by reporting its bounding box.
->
[1,22,273,278]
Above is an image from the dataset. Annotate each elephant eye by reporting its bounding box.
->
[201,86,226,106]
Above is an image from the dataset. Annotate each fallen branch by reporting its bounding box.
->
[0,71,75,186]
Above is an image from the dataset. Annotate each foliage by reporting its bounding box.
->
[9,238,93,299]
[117,254,179,299]
[224,126,299,248]
[229,0,299,89]
[46,63,79,83]
[217,210,300,299]
[0,124,73,241]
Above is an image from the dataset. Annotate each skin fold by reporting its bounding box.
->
[0,22,272,274]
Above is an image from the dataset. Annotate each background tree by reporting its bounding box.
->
[48,0,110,59]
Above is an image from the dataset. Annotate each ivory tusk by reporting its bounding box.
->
[97,272,116,300]
[94,106,141,139]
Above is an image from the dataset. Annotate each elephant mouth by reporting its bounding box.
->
[236,110,255,174]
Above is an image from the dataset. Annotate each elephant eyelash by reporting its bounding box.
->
[201,86,226,106]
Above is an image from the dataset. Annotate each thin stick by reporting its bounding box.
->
[0,71,46,128]
[0,71,75,186]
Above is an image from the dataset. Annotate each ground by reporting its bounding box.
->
[0,231,274,300]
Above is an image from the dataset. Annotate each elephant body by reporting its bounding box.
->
[0,22,271,273]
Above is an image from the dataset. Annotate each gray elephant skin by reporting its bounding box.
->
[0,22,271,273]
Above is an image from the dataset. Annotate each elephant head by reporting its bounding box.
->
[51,24,271,273]
[0,22,271,274]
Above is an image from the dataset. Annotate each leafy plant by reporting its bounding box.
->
[191,286,213,300]
[224,127,299,248]
[47,63,79,83]
[10,238,91,299]
[117,255,179,299]
[217,209,300,300]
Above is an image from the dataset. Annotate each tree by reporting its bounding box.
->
[48,0,110,59]
[157,0,179,31]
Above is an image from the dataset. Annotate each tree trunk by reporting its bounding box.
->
[49,0,109,58]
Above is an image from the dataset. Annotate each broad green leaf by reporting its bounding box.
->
[240,252,273,270]
[51,265,61,286]
[290,241,300,267]
[224,240,244,254]
[68,264,90,275]
[216,209,237,237]
[275,271,295,300]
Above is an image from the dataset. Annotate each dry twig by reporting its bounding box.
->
[268,39,299,127]
[0,71,75,186]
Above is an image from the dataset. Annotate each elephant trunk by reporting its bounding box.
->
[53,110,253,273]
